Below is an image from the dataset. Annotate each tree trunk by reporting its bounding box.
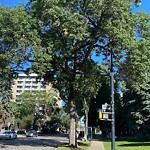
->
[84,109,89,141]
[69,101,77,148]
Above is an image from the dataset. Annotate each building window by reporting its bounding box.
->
[17,86,23,89]
[25,86,31,89]
[18,77,25,80]
[17,90,22,93]
[25,81,31,84]
[32,86,38,89]
[32,81,37,84]
[18,81,23,84]
[41,85,46,90]
[25,89,30,92]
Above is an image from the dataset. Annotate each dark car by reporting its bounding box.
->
[26,130,38,137]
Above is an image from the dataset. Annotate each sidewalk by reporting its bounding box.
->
[88,140,105,150]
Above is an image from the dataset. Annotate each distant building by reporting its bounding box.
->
[0,73,62,130]
[11,73,62,107]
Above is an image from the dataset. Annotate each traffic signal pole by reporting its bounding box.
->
[110,49,115,150]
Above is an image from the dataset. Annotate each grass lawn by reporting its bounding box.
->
[56,141,91,150]
[103,139,150,150]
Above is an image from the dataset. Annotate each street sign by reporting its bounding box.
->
[103,113,109,119]
[102,103,111,112]
[99,112,103,119]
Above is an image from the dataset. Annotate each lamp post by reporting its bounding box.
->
[110,49,115,150]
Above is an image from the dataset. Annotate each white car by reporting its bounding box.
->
[26,130,38,137]
[11,131,17,139]
[0,131,16,140]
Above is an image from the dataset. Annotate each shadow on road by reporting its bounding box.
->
[0,134,68,148]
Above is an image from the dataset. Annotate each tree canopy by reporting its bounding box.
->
[0,0,149,147]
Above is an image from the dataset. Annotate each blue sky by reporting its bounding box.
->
[0,0,28,7]
[0,0,150,13]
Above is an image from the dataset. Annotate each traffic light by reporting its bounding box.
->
[53,73,58,79]
[12,71,18,79]
[43,70,59,81]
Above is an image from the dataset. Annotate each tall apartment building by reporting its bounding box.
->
[11,73,62,107]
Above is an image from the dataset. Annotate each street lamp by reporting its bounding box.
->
[110,49,115,150]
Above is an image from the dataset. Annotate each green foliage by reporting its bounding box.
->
[13,90,61,130]
[15,114,34,130]
[59,111,70,133]
[115,81,150,140]
[25,0,150,146]
[119,10,150,91]
[111,2,150,140]
[88,76,111,129]
[0,5,47,77]
[0,99,15,130]
[0,0,149,146]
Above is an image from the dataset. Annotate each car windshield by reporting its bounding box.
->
[28,131,35,133]
[12,131,16,133]
[4,131,12,134]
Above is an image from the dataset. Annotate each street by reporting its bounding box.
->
[0,133,68,150]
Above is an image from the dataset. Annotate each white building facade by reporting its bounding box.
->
[11,73,62,106]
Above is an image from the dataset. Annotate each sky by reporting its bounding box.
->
[0,0,28,7]
[0,0,150,13]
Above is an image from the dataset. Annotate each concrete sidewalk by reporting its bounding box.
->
[88,140,105,150]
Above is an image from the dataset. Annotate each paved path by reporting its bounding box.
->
[88,140,105,150]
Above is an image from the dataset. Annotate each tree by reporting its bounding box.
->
[117,10,150,139]
[1,0,149,147]
[0,5,44,75]
[25,0,149,147]
[0,5,43,128]
[76,65,108,141]
[119,10,150,91]
[0,99,14,129]
[14,89,60,131]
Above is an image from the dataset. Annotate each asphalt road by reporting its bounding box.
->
[0,133,68,150]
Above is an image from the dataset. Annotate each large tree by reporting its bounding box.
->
[117,9,150,139]
[1,0,149,147]
[25,0,149,147]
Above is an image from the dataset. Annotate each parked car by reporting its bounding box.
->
[0,131,16,140]
[26,130,38,137]
[17,130,26,135]
[11,130,17,139]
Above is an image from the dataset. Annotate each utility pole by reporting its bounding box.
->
[110,49,115,150]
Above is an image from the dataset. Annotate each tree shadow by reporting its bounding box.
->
[0,136,68,148]
[117,138,149,142]
[60,142,90,150]
[119,142,150,147]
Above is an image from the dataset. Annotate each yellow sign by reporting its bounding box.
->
[99,112,103,119]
